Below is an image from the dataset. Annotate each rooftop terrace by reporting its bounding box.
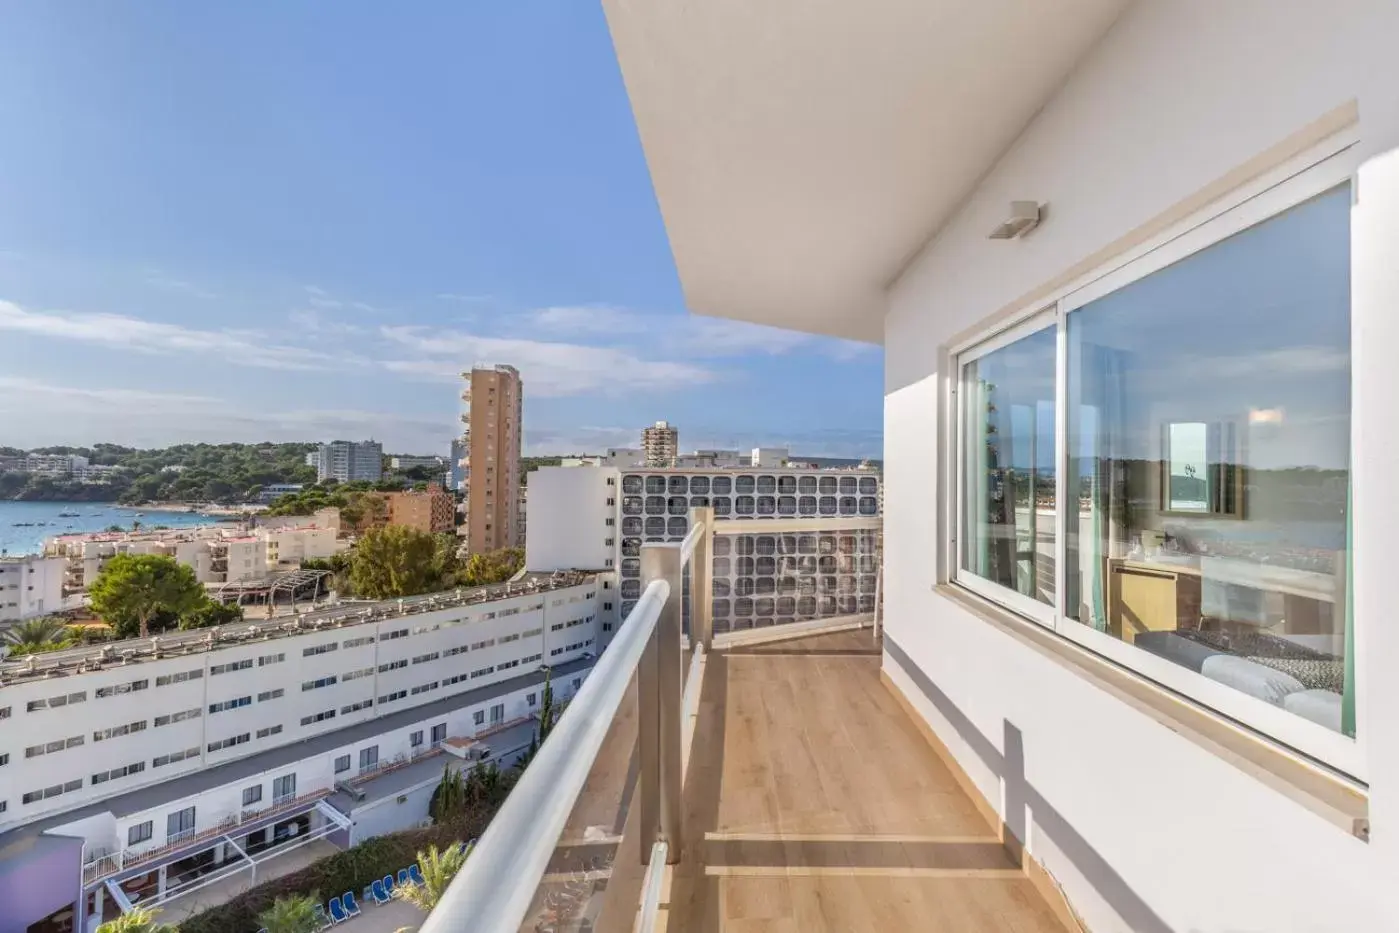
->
[0,570,594,686]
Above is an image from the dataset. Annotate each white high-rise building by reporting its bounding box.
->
[315,440,383,483]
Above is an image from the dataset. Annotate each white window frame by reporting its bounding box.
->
[953,305,1060,629]
[949,131,1362,778]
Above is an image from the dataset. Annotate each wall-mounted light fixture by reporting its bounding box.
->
[988,201,1043,240]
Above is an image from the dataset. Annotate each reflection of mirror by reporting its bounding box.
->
[1162,421,1243,516]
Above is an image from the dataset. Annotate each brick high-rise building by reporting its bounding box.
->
[460,364,522,553]
[384,488,456,535]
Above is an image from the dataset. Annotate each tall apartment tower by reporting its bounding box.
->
[316,439,383,483]
[460,365,523,553]
[641,420,679,466]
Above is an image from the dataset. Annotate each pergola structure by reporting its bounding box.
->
[215,569,333,611]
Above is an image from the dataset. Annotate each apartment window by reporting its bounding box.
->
[603,602,612,612]
[210,659,254,675]
[489,703,504,724]
[383,628,408,640]
[527,692,537,708]
[0,753,8,766]
[92,761,145,785]
[303,642,338,656]
[208,733,251,752]
[432,723,447,743]
[359,746,379,770]
[379,689,407,704]
[22,780,83,805]
[272,774,296,800]
[128,821,153,845]
[302,675,338,691]
[154,708,201,727]
[952,170,1356,768]
[257,725,283,739]
[300,709,336,726]
[473,710,485,726]
[257,689,284,702]
[410,730,424,748]
[341,699,373,714]
[0,706,9,719]
[95,679,148,698]
[334,754,351,774]
[156,669,202,687]
[166,806,196,840]
[258,653,286,666]
[343,635,376,648]
[208,697,252,714]
[378,659,407,673]
[242,785,263,806]
[153,746,200,767]
[342,667,374,682]
[93,719,148,741]
[412,652,441,664]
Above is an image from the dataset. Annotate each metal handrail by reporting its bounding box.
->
[418,579,671,933]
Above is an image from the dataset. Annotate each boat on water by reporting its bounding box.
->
[57,511,80,518]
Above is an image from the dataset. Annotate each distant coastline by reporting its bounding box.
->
[0,501,224,556]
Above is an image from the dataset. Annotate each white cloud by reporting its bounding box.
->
[519,305,873,360]
[436,293,493,304]
[0,376,217,411]
[0,299,347,371]
[145,274,217,300]
[379,325,719,397]
[0,376,451,451]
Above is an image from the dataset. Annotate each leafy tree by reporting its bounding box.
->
[96,905,177,933]
[257,893,321,933]
[88,553,207,638]
[458,547,524,588]
[180,600,246,630]
[350,525,458,598]
[393,843,469,913]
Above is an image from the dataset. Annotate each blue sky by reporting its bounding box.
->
[0,3,883,458]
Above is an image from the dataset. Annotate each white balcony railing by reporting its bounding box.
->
[422,512,881,933]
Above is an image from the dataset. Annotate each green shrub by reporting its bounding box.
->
[177,806,498,933]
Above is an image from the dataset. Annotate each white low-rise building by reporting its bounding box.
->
[0,555,65,622]
[45,518,347,593]
[0,572,602,929]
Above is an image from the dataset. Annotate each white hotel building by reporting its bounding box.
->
[526,463,881,636]
[0,572,602,931]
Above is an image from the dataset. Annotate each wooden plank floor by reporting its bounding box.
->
[667,629,1068,932]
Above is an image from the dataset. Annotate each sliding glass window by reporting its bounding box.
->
[954,159,1356,769]
[958,321,1057,614]
[1065,183,1352,738]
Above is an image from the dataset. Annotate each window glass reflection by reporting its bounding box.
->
[960,326,1056,605]
[1066,184,1352,736]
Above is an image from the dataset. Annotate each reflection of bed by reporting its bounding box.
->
[1134,630,1343,731]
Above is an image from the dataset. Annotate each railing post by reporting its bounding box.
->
[640,542,684,865]
[691,506,715,651]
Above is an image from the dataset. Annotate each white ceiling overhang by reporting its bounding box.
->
[603,0,1128,344]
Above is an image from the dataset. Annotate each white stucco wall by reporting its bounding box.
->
[883,2,1399,930]
[525,466,617,572]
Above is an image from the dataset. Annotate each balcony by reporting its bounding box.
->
[421,512,1072,932]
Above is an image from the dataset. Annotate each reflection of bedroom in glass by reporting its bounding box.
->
[1162,420,1242,516]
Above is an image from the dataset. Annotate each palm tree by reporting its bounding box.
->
[2,616,70,654]
[258,893,321,933]
[395,843,469,912]
[96,906,176,933]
